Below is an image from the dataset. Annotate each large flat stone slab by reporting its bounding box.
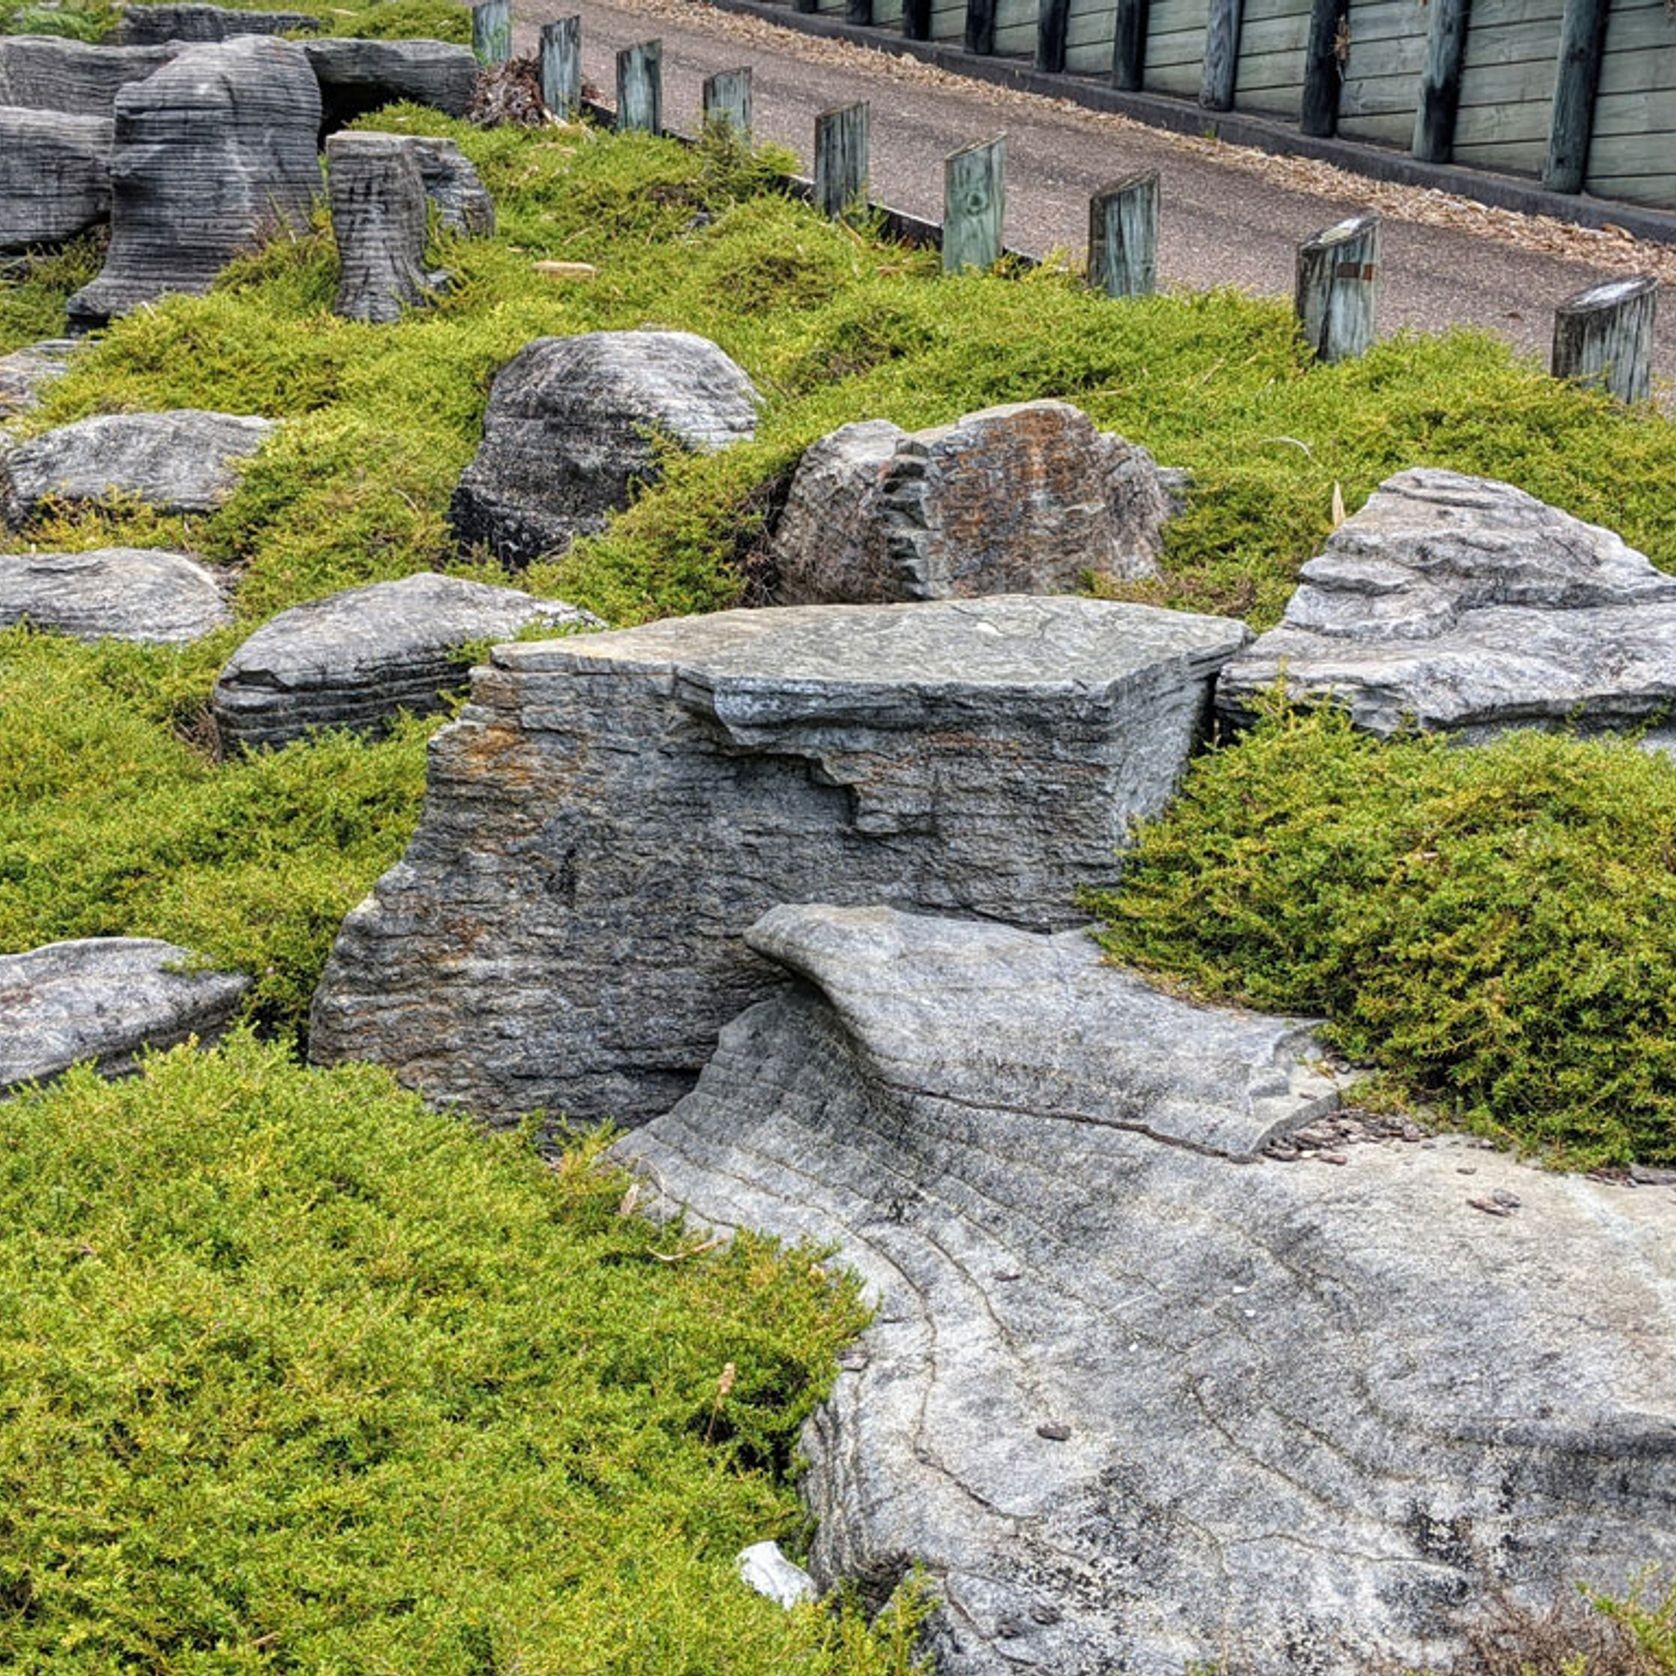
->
[0,547,230,642]
[308,596,1250,1122]
[0,108,111,255]
[0,36,179,116]
[618,904,1676,1676]
[301,37,478,132]
[117,4,321,44]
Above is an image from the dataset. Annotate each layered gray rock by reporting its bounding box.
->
[0,547,229,642]
[328,131,432,324]
[0,937,249,1093]
[1218,468,1676,741]
[770,401,1170,605]
[309,596,1250,1121]
[1,410,274,528]
[66,37,321,328]
[301,37,477,132]
[0,109,111,255]
[407,135,493,236]
[117,4,321,44]
[0,35,179,114]
[0,338,78,419]
[619,904,1676,1676]
[450,331,762,566]
[212,571,599,751]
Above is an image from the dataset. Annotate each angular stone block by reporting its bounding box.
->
[117,4,321,44]
[301,37,478,132]
[407,135,494,236]
[328,130,431,324]
[0,547,230,642]
[0,109,111,255]
[309,596,1250,1122]
[0,338,78,419]
[0,36,179,115]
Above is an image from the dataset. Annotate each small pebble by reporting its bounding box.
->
[1030,1602,1063,1626]
[1456,1166,1477,1176]
[1036,1421,1071,1442]
[1318,1152,1348,1166]
[1492,1188,1521,1209]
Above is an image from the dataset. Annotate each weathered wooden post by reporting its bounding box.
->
[1295,212,1380,362]
[328,132,431,324]
[1088,171,1158,299]
[539,16,581,121]
[1412,0,1469,162]
[616,40,662,135]
[1300,0,1347,136]
[903,0,931,40]
[1200,0,1242,111]
[815,102,870,217]
[847,0,872,21]
[471,0,512,65]
[944,136,1006,273]
[702,67,752,139]
[1543,0,1609,193]
[1552,276,1658,404]
[1111,0,1147,88]
[966,0,996,52]
[1037,0,1069,71]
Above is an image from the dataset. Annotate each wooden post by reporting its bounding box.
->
[1111,0,1147,88]
[1412,0,1469,162]
[1200,0,1242,110]
[539,16,581,121]
[702,67,752,139]
[1088,171,1158,298]
[847,0,872,20]
[794,0,818,14]
[1300,0,1347,136]
[616,40,662,135]
[1552,276,1658,404]
[903,0,931,40]
[943,136,1006,273]
[1295,212,1380,362]
[815,102,870,218]
[1543,0,1609,193]
[1037,0,1069,71]
[966,0,996,52]
[471,0,511,65]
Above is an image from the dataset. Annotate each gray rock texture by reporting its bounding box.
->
[0,108,111,255]
[407,135,493,236]
[449,330,761,567]
[0,937,249,1093]
[0,338,78,419]
[0,546,230,642]
[1,410,275,529]
[619,903,1676,1676]
[117,4,321,44]
[1218,468,1676,741]
[301,37,477,132]
[212,571,598,751]
[770,401,1170,605]
[66,37,321,328]
[328,131,432,324]
[0,35,178,114]
[309,595,1250,1121]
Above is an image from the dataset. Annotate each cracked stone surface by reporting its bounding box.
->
[66,37,321,328]
[449,330,761,566]
[1218,469,1676,742]
[0,547,230,643]
[0,338,78,419]
[0,36,179,115]
[117,4,320,43]
[309,595,1249,1122]
[1,410,275,529]
[0,108,111,255]
[301,37,478,132]
[1,938,249,1094]
[769,401,1170,605]
[212,571,599,751]
[617,903,1676,1676]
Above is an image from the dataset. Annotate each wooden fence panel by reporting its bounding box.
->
[873,0,905,25]
[1336,0,1430,147]
[1232,0,1312,118]
[1064,0,1119,71]
[1450,0,1564,176]
[1142,0,1211,95]
[1585,0,1676,208]
[993,0,1037,54]
[930,0,967,38]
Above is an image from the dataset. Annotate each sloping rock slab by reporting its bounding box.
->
[1,410,275,529]
[0,338,78,419]
[309,596,1250,1122]
[0,108,111,255]
[118,4,320,44]
[0,937,249,1093]
[302,37,477,132]
[0,547,229,642]
[0,36,179,114]
[770,400,1170,604]
[449,330,761,566]
[213,571,599,750]
[618,904,1676,1676]
[1218,468,1676,741]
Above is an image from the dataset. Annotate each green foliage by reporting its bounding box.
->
[0,0,466,43]
[1087,701,1676,1166]
[0,1036,926,1673]
[0,239,103,356]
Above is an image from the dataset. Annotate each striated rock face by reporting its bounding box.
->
[770,400,1171,605]
[0,547,229,642]
[619,904,1676,1676]
[1,938,249,1093]
[328,131,432,324]
[1,410,275,529]
[406,135,494,236]
[212,571,599,751]
[450,330,760,567]
[117,4,321,44]
[0,338,78,419]
[309,596,1250,1122]
[1218,468,1676,741]
[66,37,321,328]
[0,109,111,255]
[301,37,478,132]
[0,36,179,114]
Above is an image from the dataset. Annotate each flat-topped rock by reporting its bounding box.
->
[213,571,599,751]
[301,37,477,132]
[1,410,275,529]
[449,330,761,566]
[619,904,1676,1676]
[328,130,432,324]
[0,547,229,642]
[0,338,78,419]
[0,35,179,114]
[309,596,1250,1121]
[1,937,249,1093]
[117,4,321,44]
[1218,469,1676,741]
[0,108,111,255]
[770,400,1171,604]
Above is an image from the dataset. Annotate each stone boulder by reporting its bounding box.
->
[1,410,275,529]
[618,904,1676,1676]
[450,331,762,567]
[1218,468,1676,742]
[301,37,477,133]
[66,37,321,328]
[1,937,249,1093]
[0,338,78,419]
[0,547,230,642]
[0,35,179,114]
[309,595,1250,1121]
[0,109,111,256]
[407,135,493,236]
[769,400,1171,605]
[328,131,433,324]
[212,571,599,751]
[117,3,321,44]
